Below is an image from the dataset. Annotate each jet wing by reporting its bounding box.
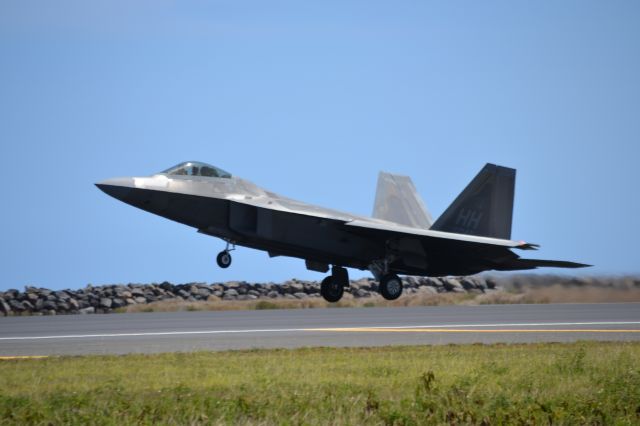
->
[345,219,538,250]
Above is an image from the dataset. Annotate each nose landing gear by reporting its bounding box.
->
[216,241,235,269]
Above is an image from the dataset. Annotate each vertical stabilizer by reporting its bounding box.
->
[373,172,433,229]
[431,164,515,239]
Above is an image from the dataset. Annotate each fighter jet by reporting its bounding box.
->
[96,161,589,302]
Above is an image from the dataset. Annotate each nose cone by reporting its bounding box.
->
[95,177,135,202]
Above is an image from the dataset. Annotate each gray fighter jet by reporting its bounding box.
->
[96,162,589,302]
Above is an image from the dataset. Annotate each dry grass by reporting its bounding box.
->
[119,284,640,314]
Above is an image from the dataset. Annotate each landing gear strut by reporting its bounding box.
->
[216,241,235,269]
[320,266,348,303]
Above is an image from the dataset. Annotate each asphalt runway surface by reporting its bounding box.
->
[1,303,639,356]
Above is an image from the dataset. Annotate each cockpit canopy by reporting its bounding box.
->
[161,162,232,178]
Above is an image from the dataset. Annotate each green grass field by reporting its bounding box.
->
[1,342,639,425]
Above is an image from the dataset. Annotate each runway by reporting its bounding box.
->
[1,303,639,356]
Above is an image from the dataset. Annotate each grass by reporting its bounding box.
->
[1,342,639,424]
[117,285,640,314]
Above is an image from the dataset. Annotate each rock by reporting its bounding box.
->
[304,284,319,294]
[248,290,260,297]
[293,292,308,299]
[158,281,173,291]
[134,296,147,304]
[79,307,95,314]
[460,277,479,290]
[68,299,80,310]
[355,289,371,298]
[197,288,211,298]
[4,289,18,300]
[289,281,305,293]
[131,288,145,297]
[57,302,70,311]
[474,279,487,290]
[99,298,113,309]
[111,298,126,308]
[42,300,57,311]
[267,291,279,298]
[9,300,25,312]
[177,289,190,299]
[443,278,464,292]
[403,277,419,288]
[224,289,239,297]
[55,291,71,301]
[125,298,136,305]
[0,298,11,315]
[118,290,132,299]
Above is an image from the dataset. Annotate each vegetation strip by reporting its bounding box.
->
[1,342,639,424]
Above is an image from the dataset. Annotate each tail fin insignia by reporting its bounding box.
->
[431,163,515,239]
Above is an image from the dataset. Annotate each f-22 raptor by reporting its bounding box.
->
[96,162,588,302]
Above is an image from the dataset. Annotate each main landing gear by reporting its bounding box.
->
[379,273,403,300]
[216,241,235,269]
[320,266,348,303]
[319,266,403,303]
[369,259,403,300]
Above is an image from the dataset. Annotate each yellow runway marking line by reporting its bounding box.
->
[311,328,640,333]
[0,356,48,360]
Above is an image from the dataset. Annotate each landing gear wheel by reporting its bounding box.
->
[380,274,403,300]
[320,276,344,303]
[216,251,232,268]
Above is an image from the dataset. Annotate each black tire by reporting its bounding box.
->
[380,274,403,300]
[216,251,232,268]
[320,276,344,303]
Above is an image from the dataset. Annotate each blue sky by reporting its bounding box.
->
[1,1,638,291]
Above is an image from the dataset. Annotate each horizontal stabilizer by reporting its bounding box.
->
[431,163,515,239]
[496,258,592,271]
[373,172,433,229]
